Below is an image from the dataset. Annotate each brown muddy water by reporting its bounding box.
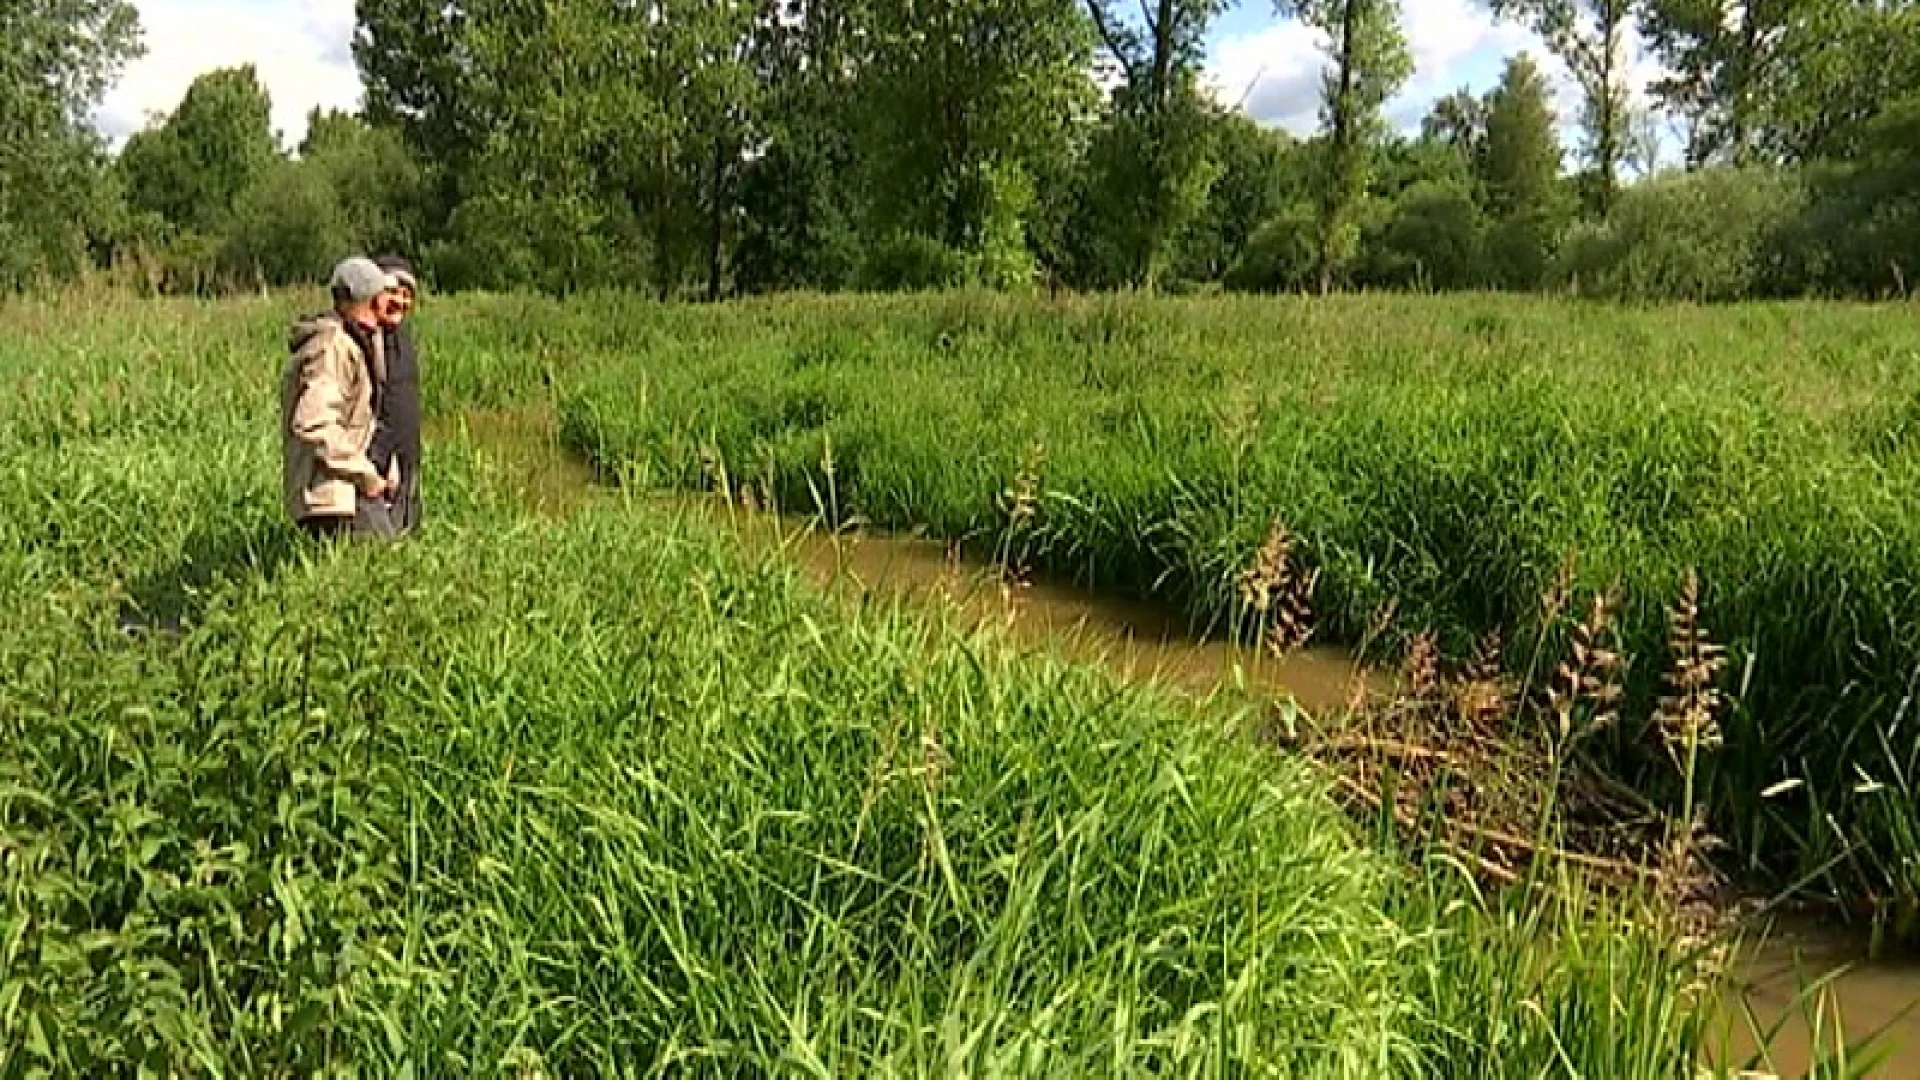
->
[448,407,1919,1078]
[763,518,1371,715]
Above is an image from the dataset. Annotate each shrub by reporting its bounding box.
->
[1364,181,1486,291]
[1555,168,1806,303]
[1224,205,1319,293]
[219,160,350,286]
[858,232,969,292]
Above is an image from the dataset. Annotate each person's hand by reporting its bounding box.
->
[362,475,390,501]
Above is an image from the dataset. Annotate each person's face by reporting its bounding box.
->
[378,285,414,328]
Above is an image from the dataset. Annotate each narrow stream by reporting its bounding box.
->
[755,519,1920,1080]
[445,406,1920,1078]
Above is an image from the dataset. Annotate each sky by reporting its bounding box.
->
[96,0,1665,161]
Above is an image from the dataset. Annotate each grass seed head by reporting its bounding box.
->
[1656,569,1727,766]
[1547,589,1624,744]
[1003,439,1045,527]
[1404,630,1444,707]
[1238,519,1317,656]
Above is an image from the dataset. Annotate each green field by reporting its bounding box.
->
[1,292,1904,1075]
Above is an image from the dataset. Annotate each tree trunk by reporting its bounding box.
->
[1151,0,1176,108]
[1594,0,1625,217]
[707,132,727,303]
[1730,2,1758,166]
[1320,0,1360,295]
[657,141,674,303]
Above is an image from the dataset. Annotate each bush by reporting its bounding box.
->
[219,160,350,286]
[1783,94,1920,297]
[1223,205,1319,293]
[1364,182,1486,291]
[858,232,969,292]
[1555,168,1806,303]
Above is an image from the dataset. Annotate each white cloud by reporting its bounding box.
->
[1206,19,1326,134]
[97,0,361,150]
[1388,0,1535,127]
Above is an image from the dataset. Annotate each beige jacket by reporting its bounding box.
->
[281,313,384,521]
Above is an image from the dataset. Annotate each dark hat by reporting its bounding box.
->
[373,254,419,292]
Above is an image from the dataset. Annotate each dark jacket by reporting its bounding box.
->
[369,323,421,479]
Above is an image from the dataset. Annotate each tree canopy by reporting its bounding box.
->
[11,0,1920,302]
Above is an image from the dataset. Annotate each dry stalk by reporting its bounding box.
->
[1541,551,1579,624]
[1548,590,1625,744]
[1003,440,1045,527]
[1452,629,1512,729]
[995,440,1046,582]
[1655,569,1726,767]
[1237,519,1320,657]
[1403,630,1444,710]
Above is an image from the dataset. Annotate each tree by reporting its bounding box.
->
[1174,110,1301,282]
[1077,0,1232,286]
[1481,54,1563,219]
[1640,0,1812,166]
[861,0,1090,285]
[0,0,141,286]
[1280,0,1413,292]
[220,161,350,286]
[299,109,426,258]
[1756,2,1920,164]
[1479,53,1568,287]
[354,0,482,231]
[1066,88,1218,287]
[1224,204,1320,292]
[118,66,279,234]
[1493,0,1636,216]
[735,0,866,293]
[1786,91,1920,295]
[1422,88,1487,160]
[1366,180,1486,290]
[397,0,771,297]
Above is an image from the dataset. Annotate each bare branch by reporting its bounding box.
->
[1083,0,1140,84]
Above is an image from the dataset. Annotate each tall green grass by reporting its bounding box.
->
[552,290,1920,929]
[0,291,1804,1075]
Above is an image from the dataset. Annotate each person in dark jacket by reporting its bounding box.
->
[370,255,424,533]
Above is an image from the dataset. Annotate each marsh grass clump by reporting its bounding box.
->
[1304,576,1731,904]
[1,503,1421,1076]
[561,291,1920,932]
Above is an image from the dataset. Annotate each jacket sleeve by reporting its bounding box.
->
[289,337,379,488]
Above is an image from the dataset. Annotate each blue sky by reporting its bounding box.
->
[99,1,1657,157]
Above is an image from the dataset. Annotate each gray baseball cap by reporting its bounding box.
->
[329,256,397,303]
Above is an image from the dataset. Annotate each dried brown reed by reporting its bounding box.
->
[1548,590,1625,744]
[1237,518,1320,657]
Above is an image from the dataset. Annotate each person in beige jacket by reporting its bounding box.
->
[281,257,399,540]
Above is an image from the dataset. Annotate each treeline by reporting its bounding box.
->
[7,0,1920,301]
